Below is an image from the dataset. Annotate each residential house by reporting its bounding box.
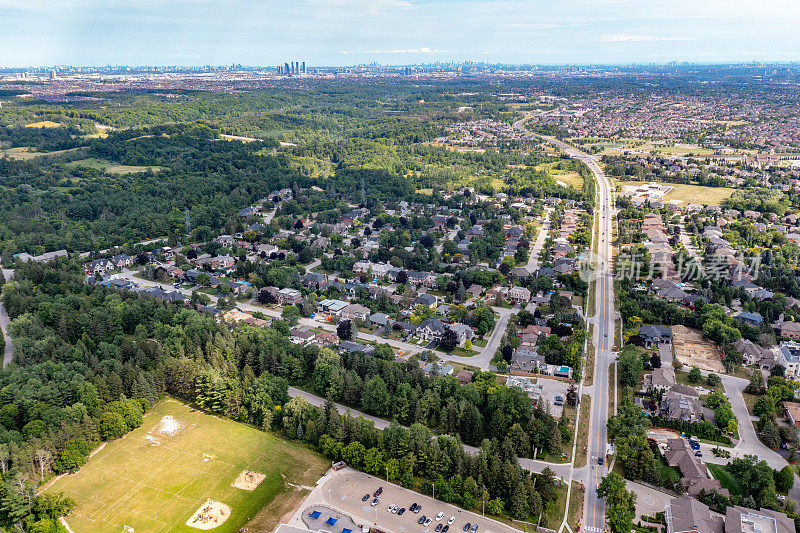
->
[415,318,447,342]
[509,286,532,303]
[421,362,455,377]
[784,402,800,427]
[664,439,728,497]
[660,390,702,422]
[635,324,673,348]
[510,348,547,374]
[456,369,474,385]
[774,341,800,378]
[276,288,302,305]
[665,496,793,533]
[318,299,349,316]
[342,304,370,321]
[449,323,475,346]
[778,321,800,339]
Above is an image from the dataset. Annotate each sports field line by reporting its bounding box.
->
[164,461,237,532]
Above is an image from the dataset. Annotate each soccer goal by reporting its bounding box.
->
[202,453,215,462]
[122,525,135,533]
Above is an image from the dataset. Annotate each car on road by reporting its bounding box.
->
[448,516,456,525]
[371,498,379,507]
[361,493,370,501]
[418,515,427,525]
[436,512,445,521]
[598,456,604,465]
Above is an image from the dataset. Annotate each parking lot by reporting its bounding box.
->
[537,377,570,418]
[315,469,521,533]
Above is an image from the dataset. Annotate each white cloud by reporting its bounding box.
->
[601,34,696,42]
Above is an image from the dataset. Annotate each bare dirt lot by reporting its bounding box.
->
[672,325,724,373]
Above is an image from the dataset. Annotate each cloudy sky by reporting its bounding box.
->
[1,0,799,66]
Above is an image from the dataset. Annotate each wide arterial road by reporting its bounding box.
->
[512,118,615,533]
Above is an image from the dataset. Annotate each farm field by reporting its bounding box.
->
[613,180,734,206]
[46,400,329,533]
[64,157,163,174]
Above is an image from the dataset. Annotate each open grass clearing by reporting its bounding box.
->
[1,146,82,160]
[46,399,328,533]
[64,157,163,174]
[25,120,62,128]
[614,180,734,207]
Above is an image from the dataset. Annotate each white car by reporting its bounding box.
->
[436,512,445,521]
[448,516,456,525]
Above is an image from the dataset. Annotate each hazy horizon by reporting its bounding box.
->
[1,0,799,67]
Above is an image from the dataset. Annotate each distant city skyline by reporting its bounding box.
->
[1,0,799,67]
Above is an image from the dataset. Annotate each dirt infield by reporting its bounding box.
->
[231,470,265,491]
[186,500,231,530]
[672,325,724,373]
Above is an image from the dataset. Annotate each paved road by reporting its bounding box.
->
[0,267,14,367]
[287,385,572,477]
[0,301,12,367]
[526,208,553,274]
[522,129,616,532]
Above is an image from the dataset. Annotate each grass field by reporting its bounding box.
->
[64,157,163,174]
[46,400,329,533]
[25,120,62,128]
[707,463,744,497]
[614,180,734,206]
[1,146,82,160]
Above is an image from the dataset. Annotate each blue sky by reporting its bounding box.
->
[1,0,799,67]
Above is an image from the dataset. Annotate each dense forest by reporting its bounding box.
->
[0,260,568,530]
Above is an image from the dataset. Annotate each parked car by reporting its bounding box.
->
[371,498,379,507]
[448,517,456,525]
[361,493,370,501]
[424,517,432,526]
[398,508,405,515]
[463,524,472,532]
[418,515,427,525]
[410,503,417,512]
[443,526,450,532]
[470,525,479,533]
[374,487,383,497]
[436,512,445,521]
[436,525,443,532]
[694,450,702,457]
[413,503,421,514]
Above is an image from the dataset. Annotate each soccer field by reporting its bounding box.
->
[46,400,329,533]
